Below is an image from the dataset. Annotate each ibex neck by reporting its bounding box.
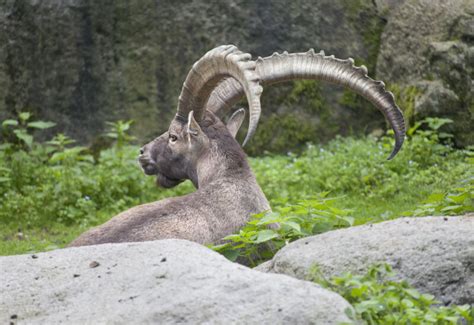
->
[192,147,252,189]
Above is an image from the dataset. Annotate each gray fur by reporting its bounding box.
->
[71,45,405,247]
[70,111,270,246]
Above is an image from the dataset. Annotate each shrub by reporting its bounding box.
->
[309,263,474,324]
[0,114,471,255]
[211,194,353,265]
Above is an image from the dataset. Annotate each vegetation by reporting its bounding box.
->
[0,113,471,256]
[310,263,473,324]
[1,113,472,323]
[214,117,472,266]
[0,114,193,254]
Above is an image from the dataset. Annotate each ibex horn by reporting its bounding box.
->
[207,49,406,160]
[176,45,263,147]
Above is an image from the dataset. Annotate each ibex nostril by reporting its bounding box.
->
[139,148,145,155]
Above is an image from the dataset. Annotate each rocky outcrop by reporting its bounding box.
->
[257,216,474,305]
[0,0,387,153]
[377,0,474,146]
[0,0,471,150]
[0,239,353,324]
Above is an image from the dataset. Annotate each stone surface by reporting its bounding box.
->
[1,0,471,149]
[257,216,474,305]
[377,0,474,146]
[0,239,353,324]
[0,0,387,153]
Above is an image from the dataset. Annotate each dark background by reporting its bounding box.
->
[0,0,472,154]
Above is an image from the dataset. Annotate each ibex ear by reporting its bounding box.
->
[226,108,246,138]
[186,111,203,141]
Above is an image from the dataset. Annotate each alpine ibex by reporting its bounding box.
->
[70,45,405,247]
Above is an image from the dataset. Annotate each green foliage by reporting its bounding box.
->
[212,117,472,265]
[243,80,333,156]
[309,263,473,324]
[388,84,422,127]
[0,115,172,228]
[1,111,56,149]
[105,120,136,153]
[410,178,473,217]
[242,112,316,156]
[0,114,471,256]
[212,194,354,266]
[252,118,471,218]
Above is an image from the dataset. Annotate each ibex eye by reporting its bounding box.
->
[169,134,178,142]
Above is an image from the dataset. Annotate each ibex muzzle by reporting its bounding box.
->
[70,45,405,247]
[138,130,185,189]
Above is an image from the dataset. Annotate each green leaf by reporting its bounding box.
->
[19,112,31,122]
[2,119,18,127]
[438,132,453,139]
[425,117,453,130]
[221,249,240,262]
[446,192,468,204]
[254,230,278,243]
[13,129,33,147]
[257,212,281,224]
[27,121,56,129]
[312,222,334,234]
[425,193,445,203]
[282,220,301,233]
[440,205,462,212]
[344,307,355,320]
[222,234,243,242]
[407,121,422,136]
[342,216,355,226]
[405,288,421,299]
[0,143,12,150]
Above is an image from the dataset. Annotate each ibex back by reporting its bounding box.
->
[70,45,405,247]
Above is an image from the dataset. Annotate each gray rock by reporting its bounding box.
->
[376,0,474,146]
[258,216,474,305]
[0,0,388,153]
[0,239,353,324]
[414,80,460,117]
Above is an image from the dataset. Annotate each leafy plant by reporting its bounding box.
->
[309,263,473,324]
[105,120,135,155]
[409,177,473,217]
[0,116,164,227]
[1,112,56,149]
[0,114,471,256]
[211,194,353,266]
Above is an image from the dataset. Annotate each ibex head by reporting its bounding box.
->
[139,108,246,189]
[139,45,406,189]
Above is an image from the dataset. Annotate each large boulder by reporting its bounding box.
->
[0,239,353,324]
[376,0,474,146]
[257,216,474,305]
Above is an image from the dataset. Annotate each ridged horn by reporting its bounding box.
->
[207,49,406,159]
[176,45,262,146]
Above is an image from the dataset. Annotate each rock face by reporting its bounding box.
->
[377,0,474,146]
[0,0,387,153]
[0,0,471,150]
[257,216,474,305]
[0,239,353,324]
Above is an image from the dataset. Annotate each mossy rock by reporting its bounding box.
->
[0,0,389,152]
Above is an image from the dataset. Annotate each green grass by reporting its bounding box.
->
[0,224,82,256]
[0,117,472,256]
